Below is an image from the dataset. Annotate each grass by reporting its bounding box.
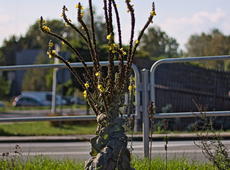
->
[132,158,215,170]
[0,121,228,136]
[0,121,97,136]
[0,156,215,170]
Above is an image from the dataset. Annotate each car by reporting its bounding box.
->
[0,101,4,107]
[23,91,68,105]
[70,97,86,105]
[12,95,45,107]
[12,91,68,107]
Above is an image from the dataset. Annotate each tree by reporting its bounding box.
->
[139,26,179,59]
[186,29,230,70]
[0,76,9,98]
[0,36,23,65]
[40,1,156,169]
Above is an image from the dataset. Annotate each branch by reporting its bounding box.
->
[62,6,88,43]
[47,48,100,115]
[130,2,156,66]
[111,0,122,48]
[40,17,92,82]
[77,3,100,72]
[126,2,156,80]
[88,0,98,60]
[125,0,135,66]
[111,0,125,90]
[103,0,110,34]
[106,0,116,94]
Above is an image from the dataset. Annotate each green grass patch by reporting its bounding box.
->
[0,156,215,170]
[132,157,215,170]
[0,121,96,136]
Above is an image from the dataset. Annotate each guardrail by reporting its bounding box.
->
[1,110,230,123]
[141,55,230,158]
[150,55,230,103]
[0,115,96,123]
[0,61,141,118]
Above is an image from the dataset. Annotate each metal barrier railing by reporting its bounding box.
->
[140,55,230,158]
[150,55,230,103]
[0,115,96,123]
[0,61,141,118]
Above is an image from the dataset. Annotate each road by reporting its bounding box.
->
[1,140,230,162]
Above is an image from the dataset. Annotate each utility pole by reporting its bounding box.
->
[51,45,60,114]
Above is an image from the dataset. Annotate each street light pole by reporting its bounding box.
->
[51,45,60,114]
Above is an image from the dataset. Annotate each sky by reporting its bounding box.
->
[0,0,230,50]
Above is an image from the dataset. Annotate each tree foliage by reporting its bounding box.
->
[0,10,109,94]
[186,29,230,70]
[0,76,9,98]
[139,26,179,59]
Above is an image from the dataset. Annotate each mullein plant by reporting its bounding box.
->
[40,0,156,169]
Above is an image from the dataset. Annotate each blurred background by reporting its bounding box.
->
[0,0,230,132]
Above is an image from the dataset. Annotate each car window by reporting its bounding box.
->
[46,94,52,101]
[18,97,40,105]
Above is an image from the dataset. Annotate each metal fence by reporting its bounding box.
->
[155,63,230,112]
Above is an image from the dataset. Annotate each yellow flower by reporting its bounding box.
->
[75,4,84,10]
[106,34,112,40]
[48,41,54,47]
[84,83,89,89]
[150,10,156,16]
[97,84,105,93]
[83,90,87,98]
[128,85,133,91]
[112,43,118,48]
[42,26,51,32]
[48,54,53,59]
[47,50,56,58]
[61,41,65,45]
[51,50,56,55]
[128,85,136,91]
[95,72,100,77]
[120,48,127,55]
[135,40,139,45]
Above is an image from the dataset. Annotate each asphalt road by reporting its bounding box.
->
[1,140,230,162]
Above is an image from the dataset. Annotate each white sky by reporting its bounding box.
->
[0,0,230,50]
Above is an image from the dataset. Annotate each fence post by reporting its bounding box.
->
[142,69,150,158]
